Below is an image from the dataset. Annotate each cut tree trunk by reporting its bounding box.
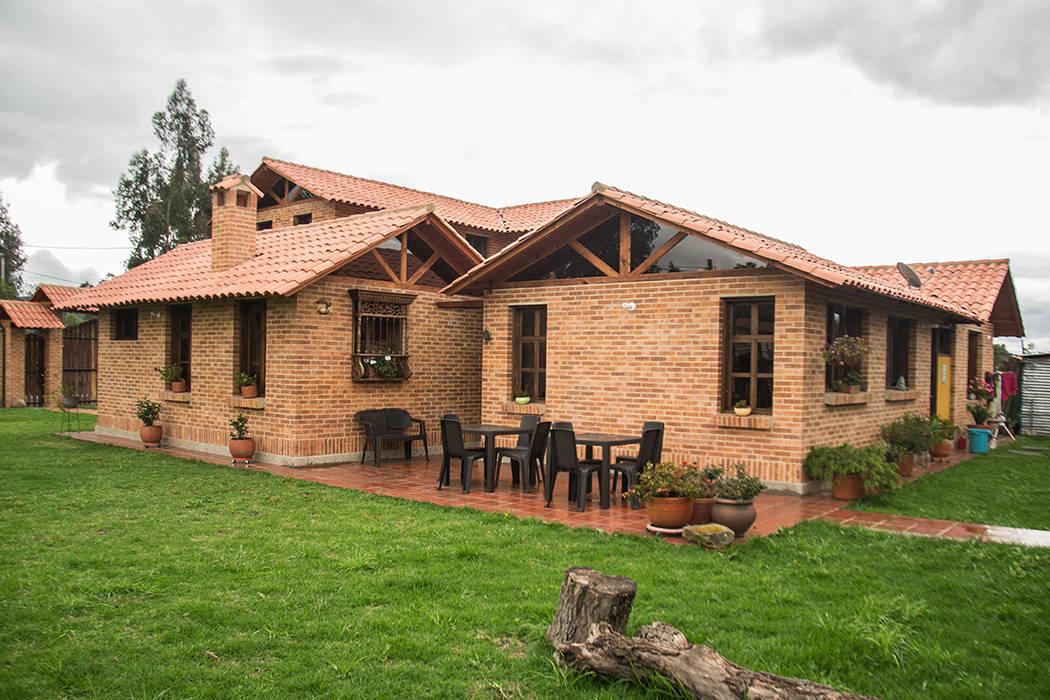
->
[548,568,877,700]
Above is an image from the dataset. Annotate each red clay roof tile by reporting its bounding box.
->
[56,207,442,310]
[0,300,64,329]
[853,260,1010,322]
[29,283,99,312]
[258,158,577,234]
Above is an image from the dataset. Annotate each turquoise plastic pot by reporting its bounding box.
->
[967,428,992,454]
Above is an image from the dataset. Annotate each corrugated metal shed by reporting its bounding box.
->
[1020,353,1050,436]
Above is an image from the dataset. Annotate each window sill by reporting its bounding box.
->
[161,390,191,403]
[505,401,545,415]
[352,376,409,383]
[885,389,919,402]
[715,413,773,430]
[824,392,870,406]
[229,395,265,410]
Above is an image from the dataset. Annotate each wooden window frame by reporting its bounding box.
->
[722,298,775,413]
[169,305,192,389]
[293,213,312,226]
[825,303,864,389]
[238,299,267,395]
[350,289,415,381]
[113,308,138,341]
[885,317,912,388]
[512,305,547,401]
[967,330,980,381]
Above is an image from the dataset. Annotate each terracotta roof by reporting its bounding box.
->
[0,300,64,329]
[257,158,575,234]
[212,173,264,197]
[444,183,983,322]
[30,283,99,312]
[852,260,1010,322]
[55,206,463,310]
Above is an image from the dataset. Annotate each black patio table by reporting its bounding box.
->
[574,433,642,509]
[460,423,532,492]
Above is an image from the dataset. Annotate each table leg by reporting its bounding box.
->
[484,436,497,492]
[599,447,611,509]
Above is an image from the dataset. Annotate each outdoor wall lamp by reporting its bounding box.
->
[481,329,492,342]
[315,300,331,315]
[621,301,636,311]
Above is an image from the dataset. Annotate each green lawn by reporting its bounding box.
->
[851,436,1050,530]
[1,409,1048,699]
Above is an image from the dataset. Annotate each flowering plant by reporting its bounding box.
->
[367,350,399,379]
[689,465,725,498]
[822,335,869,386]
[625,461,700,502]
[968,375,994,404]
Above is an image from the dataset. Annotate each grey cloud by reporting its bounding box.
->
[756,0,1050,106]
[23,250,103,292]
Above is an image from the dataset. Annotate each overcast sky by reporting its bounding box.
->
[1,0,1047,348]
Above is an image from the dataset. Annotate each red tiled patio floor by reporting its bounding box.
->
[66,431,1042,546]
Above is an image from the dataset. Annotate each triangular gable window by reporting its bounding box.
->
[335,229,465,286]
[631,215,768,273]
[508,244,603,281]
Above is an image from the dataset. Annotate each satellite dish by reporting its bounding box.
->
[896,262,922,288]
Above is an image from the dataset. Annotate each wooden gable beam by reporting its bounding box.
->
[371,248,401,284]
[568,240,617,277]
[619,211,631,275]
[629,231,687,277]
[407,251,441,286]
[399,234,408,284]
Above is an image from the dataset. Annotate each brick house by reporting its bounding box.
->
[59,162,1023,489]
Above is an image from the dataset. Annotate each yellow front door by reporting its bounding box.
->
[935,355,951,419]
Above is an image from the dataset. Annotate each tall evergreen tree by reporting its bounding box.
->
[112,80,239,268]
[0,192,27,299]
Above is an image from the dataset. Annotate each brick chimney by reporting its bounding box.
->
[210,174,264,271]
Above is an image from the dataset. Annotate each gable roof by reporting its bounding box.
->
[56,207,482,310]
[30,283,98,312]
[0,300,64,329]
[443,183,984,323]
[256,157,578,235]
[854,259,1024,336]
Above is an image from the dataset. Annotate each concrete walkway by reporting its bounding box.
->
[63,430,1049,548]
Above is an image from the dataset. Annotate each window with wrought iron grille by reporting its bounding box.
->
[350,290,415,381]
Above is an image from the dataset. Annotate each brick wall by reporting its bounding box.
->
[95,280,482,464]
[1,321,25,406]
[950,322,995,427]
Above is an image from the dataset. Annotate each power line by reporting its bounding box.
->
[24,244,131,250]
[23,269,88,284]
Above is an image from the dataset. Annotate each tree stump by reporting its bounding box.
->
[548,568,877,700]
[546,567,637,647]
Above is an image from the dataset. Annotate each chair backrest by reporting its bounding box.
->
[355,409,385,430]
[641,421,664,463]
[516,414,540,448]
[440,414,465,457]
[528,421,551,463]
[635,424,663,471]
[385,408,412,432]
[549,424,578,471]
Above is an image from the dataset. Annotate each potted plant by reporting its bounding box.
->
[966,402,992,429]
[369,350,399,379]
[155,364,186,392]
[234,371,258,398]
[626,461,699,529]
[879,413,933,477]
[822,335,869,393]
[710,465,764,536]
[59,382,78,409]
[803,443,899,501]
[228,411,255,464]
[136,396,162,446]
[688,465,724,524]
[733,399,751,417]
[929,415,957,459]
[967,375,995,405]
[515,389,531,405]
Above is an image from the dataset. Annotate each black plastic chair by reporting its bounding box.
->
[496,420,549,492]
[493,414,541,488]
[438,414,486,493]
[545,422,602,512]
[611,422,664,510]
[355,408,429,467]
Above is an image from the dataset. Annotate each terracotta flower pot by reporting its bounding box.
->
[930,441,952,459]
[897,453,915,477]
[170,380,186,393]
[645,496,693,528]
[240,385,258,398]
[831,474,863,501]
[139,424,162,446]
[838,384,861,394]
[229,437,256,461]
[711,498,757,537]
[689,497,714,525]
